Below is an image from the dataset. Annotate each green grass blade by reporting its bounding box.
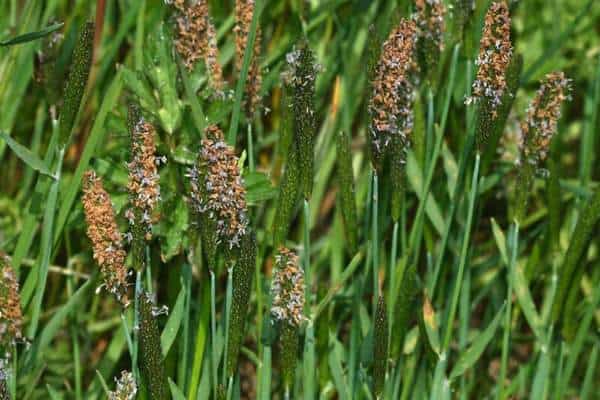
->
[449,303,505,380]
[0,21,63,46]
[0,131,53,177]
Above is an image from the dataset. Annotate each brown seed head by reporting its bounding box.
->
[82,171,130,306]
[0,253,23,351]
[468,1,512,111]
[188,125,249,249]
[414,0,446,52]
[173,0,224,91]
[234,0,263,115]
[519,72,571,166]
[369,19,418,157]
[271,247,305,327]
[126,117,161,241]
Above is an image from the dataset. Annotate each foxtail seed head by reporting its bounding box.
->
[413,0,446,81]
[126,104,161,270]
[368,19,418,171]
[234,0,263,116]
[188,125,249,250]
[0,254,23,352]
[58,22,93,147]
[271,247,305,327]
[283,41,319,199]
[82,171,130,306]
[518,72,571,167]
[373,295,389,398]
[108,371,137,400]
[466,1,512,112]
[126,106,161,245]
[137,291,169,400]
[173,0,224,91]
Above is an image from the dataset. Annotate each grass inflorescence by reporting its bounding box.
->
[0,1,598,399]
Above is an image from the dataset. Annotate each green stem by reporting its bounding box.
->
[388,222,399,342]
[497,223,519,400]
[248,123,255,172]
[442,153,480,351]
[372,173,379,312]
[210,270,218,400]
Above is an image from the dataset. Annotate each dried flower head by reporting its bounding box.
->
[519,72,571,166]
[82,171,130,306]
[173,0,224,91]
[188,125,249,249]
[467,1,512,112]
[126,112,161,243]
[0,254,23,351]
[368,19,418,165]
[109,371,137,400]
[234,0,263,115]
[414,0,446,52]
[271,247,305,327]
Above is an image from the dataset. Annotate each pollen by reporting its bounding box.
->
[368,19,418,158]
[468,1,512,111]
[519,72,571,166]
[127,116,160,242]
[188,125,249,249]
[82,171,130,306]
[0,253,23,350]
[173,0,224,91]
[271,247,305,327]
[234,0,263,115]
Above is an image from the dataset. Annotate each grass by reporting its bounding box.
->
[0,0,600,399]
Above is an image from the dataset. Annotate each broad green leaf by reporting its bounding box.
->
[449,304,505,380]
[0,131,53,177]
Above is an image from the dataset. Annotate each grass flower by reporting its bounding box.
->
[234,0,263,116]
[373,295,388,398]
[82,171,130,306]
[518,72,571,167]
[173,0,224,91]
[368,19,418,172]
[58,22,94,146]
[271,247,304,390]
[226,230,257,377]
[0,253,22,354]
[188,125,248,263]
[514,72,570,222]
[283,41,319,199]
[467,1,512,113]
[108,371,137,400]
[451,0,474,41]
[126,104,161,268]
[414,0,446,82]
[138,291,169,400]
